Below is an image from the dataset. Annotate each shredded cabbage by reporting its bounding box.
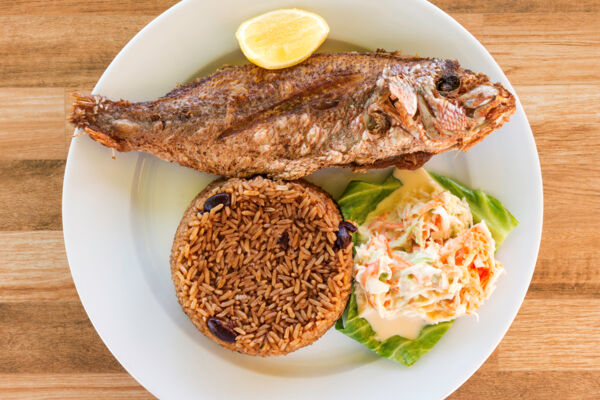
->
[354,183,504,324]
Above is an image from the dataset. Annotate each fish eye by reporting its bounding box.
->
[436,74,461,93]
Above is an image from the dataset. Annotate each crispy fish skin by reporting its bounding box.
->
[70,51,515,179]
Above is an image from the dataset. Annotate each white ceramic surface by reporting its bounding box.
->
[62,0,543,398]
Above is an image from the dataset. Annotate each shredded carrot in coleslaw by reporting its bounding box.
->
[354,184,504,324]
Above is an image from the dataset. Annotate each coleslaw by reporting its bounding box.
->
[354,169,504,325]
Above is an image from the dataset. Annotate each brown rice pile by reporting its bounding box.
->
[170,176,353,356]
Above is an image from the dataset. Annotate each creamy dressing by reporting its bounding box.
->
[359,302,426,340]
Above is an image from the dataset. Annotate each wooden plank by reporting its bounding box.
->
[520,85,600,128]
[1,0,598,16]
[479,13,600,85]
[0,16,154,87]
[450,371,600,399]
[0,0,174,15]
[531,238,600,297]
[522,84,600,178]
[0,160,64,231]
[515,85,600,295]
[0,88,66,160]
[0,231,77,302]
[0,302,122,373]
[449,13,485,39]
[433,0,600,13]
[0,374,153,399]
[497,298,600,371]
[1,371,597,400]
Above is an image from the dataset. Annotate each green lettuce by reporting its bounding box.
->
[337,174,402,225]
[336,170,518,366]
[428,171,519,245]
[335,293,453,366]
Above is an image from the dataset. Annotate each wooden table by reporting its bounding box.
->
[1,0,598,398]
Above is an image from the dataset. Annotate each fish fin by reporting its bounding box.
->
[84,126,131,152]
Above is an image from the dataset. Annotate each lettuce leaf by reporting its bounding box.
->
[428,171,519,245]
[335,293,453,366]
[337,174,402,225]
[336,169,518,366]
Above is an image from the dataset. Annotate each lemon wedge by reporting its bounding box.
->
[236,8,329,69]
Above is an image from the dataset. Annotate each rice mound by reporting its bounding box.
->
[170,176,353,356]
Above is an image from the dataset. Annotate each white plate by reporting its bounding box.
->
[62,0,543,398]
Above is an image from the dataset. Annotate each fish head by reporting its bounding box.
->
[369,59,516,148]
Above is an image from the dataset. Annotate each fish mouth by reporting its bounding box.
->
[460,82,516,150]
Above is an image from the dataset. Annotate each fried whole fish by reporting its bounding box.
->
[70,51,515,179]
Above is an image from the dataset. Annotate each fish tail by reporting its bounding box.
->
[69,93,103,127]
[68,93,131,151]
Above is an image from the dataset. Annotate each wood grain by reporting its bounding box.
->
[518,84,600,298]
[0,374,152,400]
[434,0,600,13]
[0,231,76,302]
[0,16,154,87]
[0,88,66,159]
[0,1,174,16]
[451,371,600,399]
[498,299,600,370]
[1,0,599,16]
[478,13,600,86]
[0,302,122,373]
[0,0,598,398]
[0,160,64,231]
